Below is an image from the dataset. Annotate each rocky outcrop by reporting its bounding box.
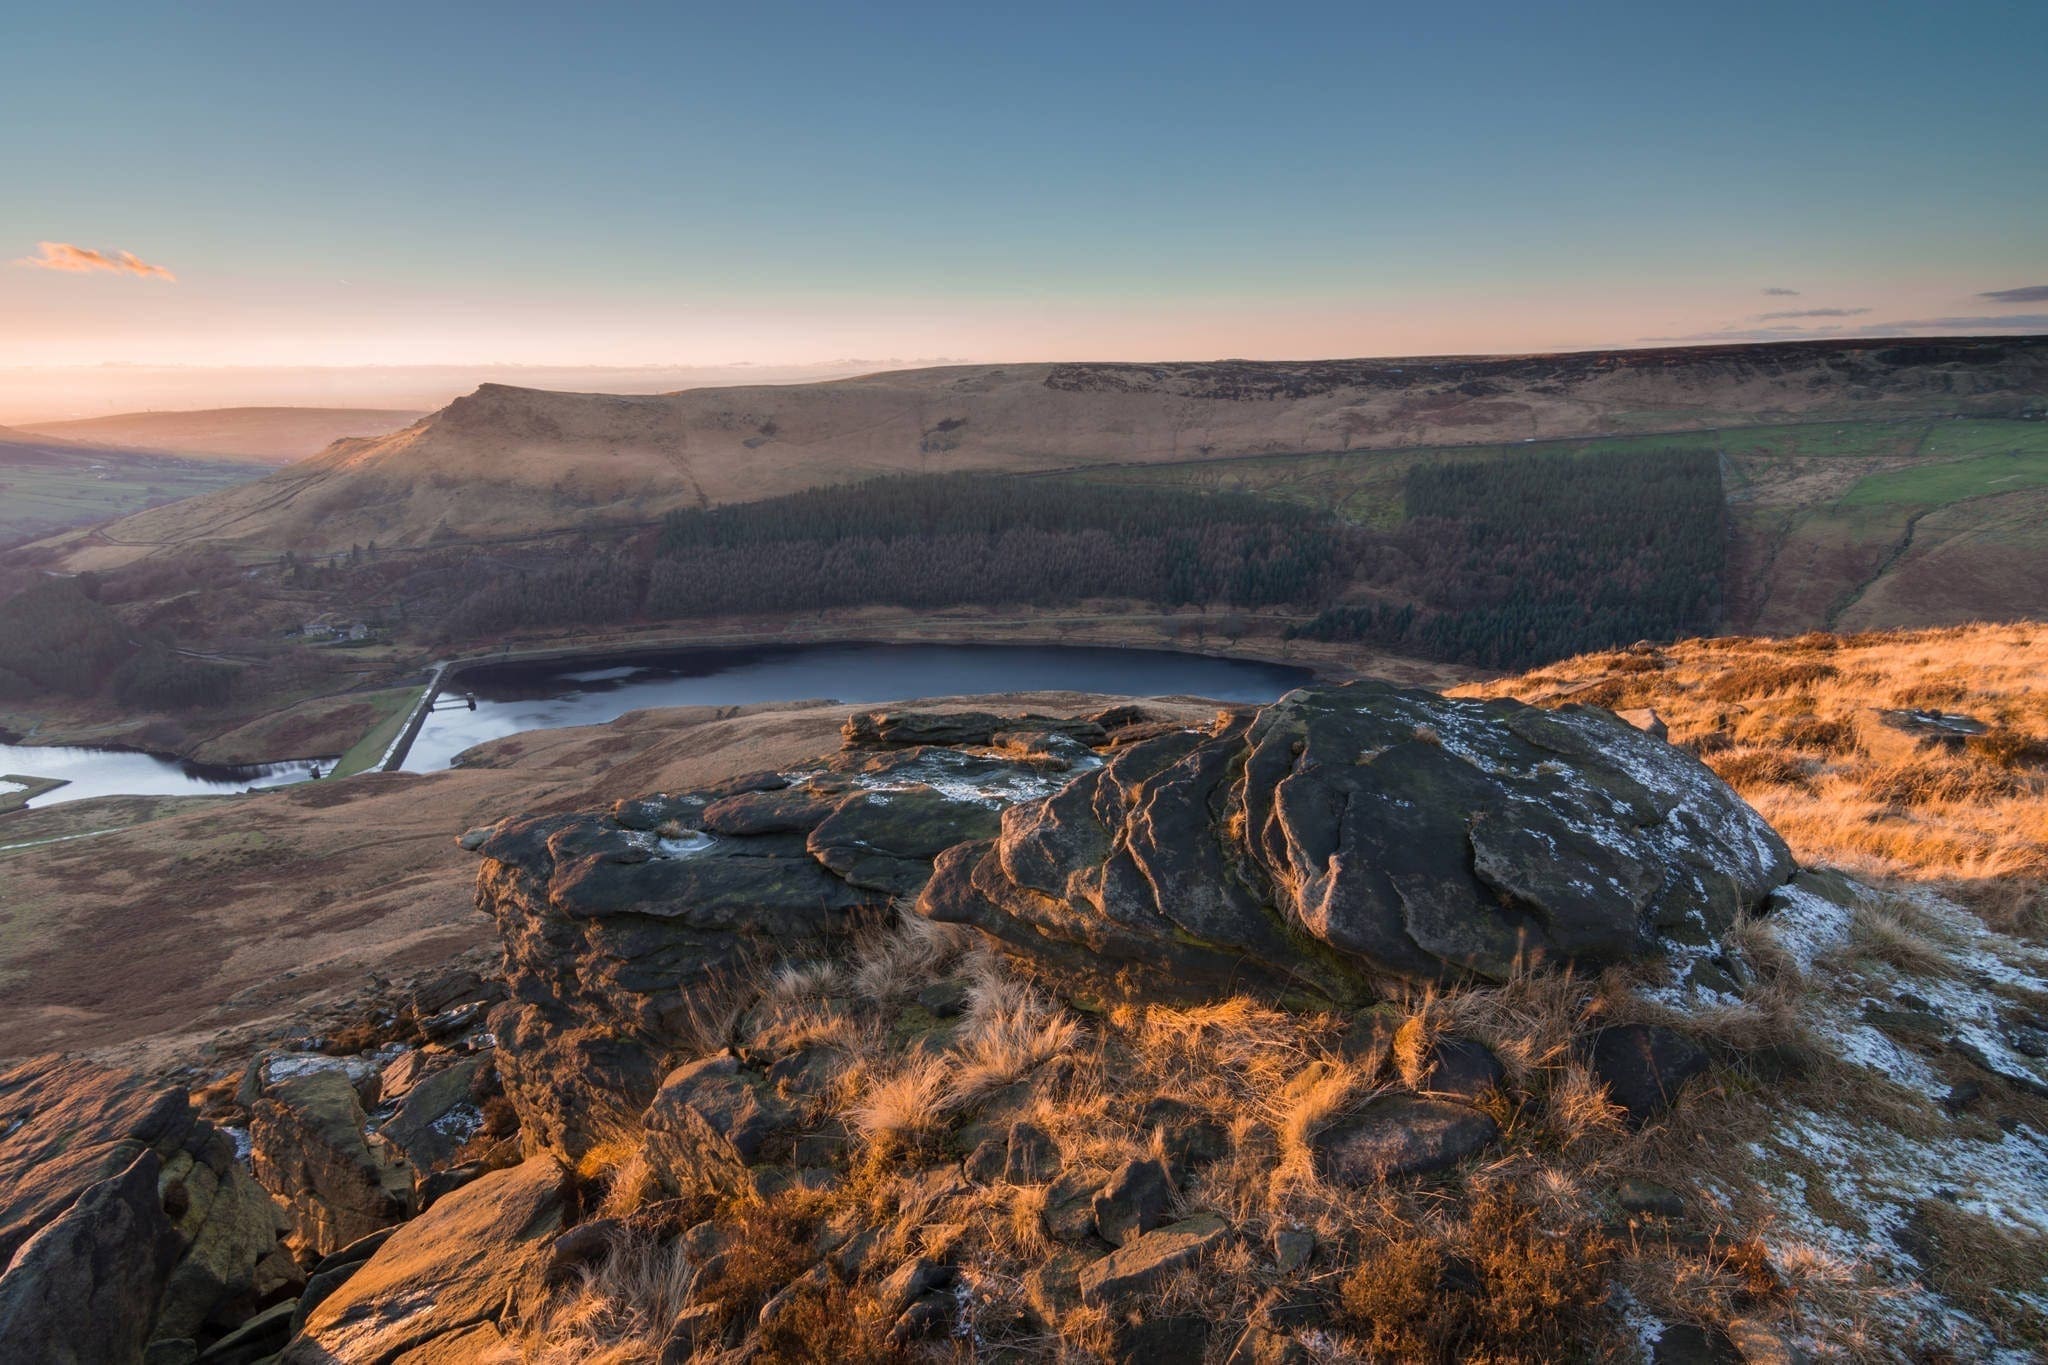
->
[918,683,1796,1003]
[249,1069,415,1259]
[470,736,1105,1161]
[282,1158,570,1363]
[0,1056,296,1362]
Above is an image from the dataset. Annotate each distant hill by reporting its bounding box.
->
[34,336,2048,572]
[18,406,425,464]
[0,425,272,549]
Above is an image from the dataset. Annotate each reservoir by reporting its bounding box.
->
[0,743,325,810]
[401,641,1313,772]
[0,643,1313,807]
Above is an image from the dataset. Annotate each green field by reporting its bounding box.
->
[0,443,265,546]
[1840,446,2048,507]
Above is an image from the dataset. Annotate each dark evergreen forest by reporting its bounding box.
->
[0,450,1728,709]
[1292,449,1724,667]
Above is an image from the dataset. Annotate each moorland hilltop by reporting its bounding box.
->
[2,626,2044,1362]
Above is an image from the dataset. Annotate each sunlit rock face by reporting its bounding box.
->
[918,682,1795,1006]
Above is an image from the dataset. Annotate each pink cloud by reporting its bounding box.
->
[13,240,176,281]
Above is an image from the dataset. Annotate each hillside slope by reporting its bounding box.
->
[46,336,2048,568]
[19,406,424,463]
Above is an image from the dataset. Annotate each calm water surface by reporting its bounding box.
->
[0,742,326,810]
[402,642,1312,772]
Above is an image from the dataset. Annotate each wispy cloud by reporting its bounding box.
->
[1883,313,2048,330]
[1756,307,1869,321]
[1977,285,2048,304]
[1642,313,2048,344]
[12,240,176,281]
[1762,287,1800,296]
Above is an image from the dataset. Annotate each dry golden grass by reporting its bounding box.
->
[1456,622,2048,937]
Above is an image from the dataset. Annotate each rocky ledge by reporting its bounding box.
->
[469,706,1152,1159]
[467,685,1790,1162]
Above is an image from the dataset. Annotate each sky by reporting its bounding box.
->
[3,1,2045,415]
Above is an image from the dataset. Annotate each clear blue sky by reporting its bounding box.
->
[3,0,2044,377]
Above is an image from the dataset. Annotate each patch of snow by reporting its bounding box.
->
[1609,1286,1665,1363]
[851,751,1084,809]
[1739,1104,2048,1352]
[262,1051,377,1087]
[430,1102,484,1139]
[1760,882,1854,973]
[221,1125,253,1164]
[1816,1018,1945,1098]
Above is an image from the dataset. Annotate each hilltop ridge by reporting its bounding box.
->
[40,335,2048,570]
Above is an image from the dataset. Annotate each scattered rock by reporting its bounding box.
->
[376,1055,485,1174]
[1092,1157,1175,1246]
[1005,1121,1062,1185]
[1138,1096,1231,1168]
[544,1219,620,1285]
[1409,1035,1506,1102]
[891,1290,955,1343]
[0,1055,294,1354]
[641,1054,797,1198]
[875,1257,957,1320]
[658,1302,723,1363]
[755,1262,831,1330]
[1272,1226,1315,1272]
[1078,1212,1230,1304]
[916,978,972,1018]
[194,1298,294,1364]
[1588,1023,1710,1126]
[288,1228,394,1336]
[1115,1313,1209,1362]
[1314,1096,1499,1182]
[1652,1321,1742,1364]
[963,1138,1007,1185]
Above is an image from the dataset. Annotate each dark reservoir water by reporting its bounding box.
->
[401,642,1313,772]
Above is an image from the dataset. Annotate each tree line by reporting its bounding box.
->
[1292,449,1724,668]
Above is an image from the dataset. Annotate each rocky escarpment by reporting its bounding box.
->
[0,1056,300,1364]
[471,712,1144,1160]
[919,682,1795,1005]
